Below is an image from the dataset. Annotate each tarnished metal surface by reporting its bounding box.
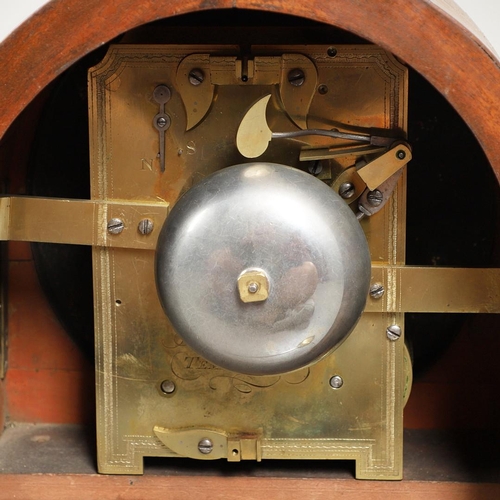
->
[156,163,371,375]
[89,43,408,479]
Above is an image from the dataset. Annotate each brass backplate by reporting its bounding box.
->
[89,44,407,479]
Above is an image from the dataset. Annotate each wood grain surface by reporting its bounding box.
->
[1,474,500,500]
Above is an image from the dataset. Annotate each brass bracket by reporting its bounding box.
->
[153,426,262,462]
[177,53,317,132]
[366,265,500,313]
[0,197,169,250]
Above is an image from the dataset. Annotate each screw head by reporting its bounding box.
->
[138,218,154,235]
[386,324,402,341]
[107,218,124,235]
[189,68,205,86]
[160,380,176,394]
[339,182,355,199]
[369,283,385,299]
[367,189,383,207]
[329,375,344,389]
[327,47,338,57]
[308,162,323,176]
[396,149,406,160]
[247,282,259,294]
[198,438,213,454]
[288,68,305,87]
[156,116,167,128]
[318,84,329,95]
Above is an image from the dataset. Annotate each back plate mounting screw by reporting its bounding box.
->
[329,375,344,389]
[288,68,305,86]
[138,218,154,235]
[160,380,176,394]
[189,69,205,86]
[370,283,385,299]
[107,218,124,235]
[198,438,213,454]
[386,324,402,341]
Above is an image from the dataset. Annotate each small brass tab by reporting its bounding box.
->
[357,144,412,190]
[228,436,262,462]
[237,268,270,303]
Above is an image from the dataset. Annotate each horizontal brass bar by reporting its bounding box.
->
[1,197,499,313]
[0,196,169,250]
[367,265,500,314]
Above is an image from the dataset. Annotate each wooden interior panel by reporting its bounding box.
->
[405,318,500,430]
[6,248,94,424]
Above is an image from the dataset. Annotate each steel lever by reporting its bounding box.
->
[153,85,172,172]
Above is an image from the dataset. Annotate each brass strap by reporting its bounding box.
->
[367,265,500,314]
[0,196,169,250]
[1,196,498,313]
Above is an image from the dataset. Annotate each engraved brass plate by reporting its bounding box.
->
[89,44,408,479]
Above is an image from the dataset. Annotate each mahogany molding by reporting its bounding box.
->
[0,0,500,184]
[1,474,500,500]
